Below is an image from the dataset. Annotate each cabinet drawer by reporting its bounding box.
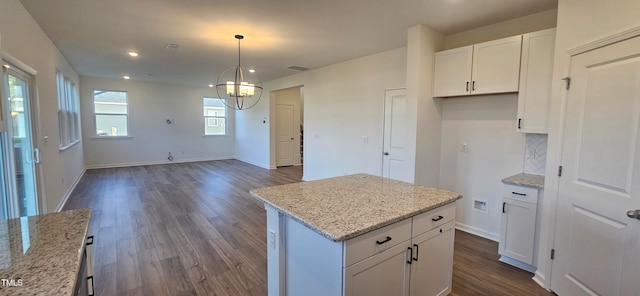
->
[412,202,456,237]
[503,184,538,204]
[344,218,411,267]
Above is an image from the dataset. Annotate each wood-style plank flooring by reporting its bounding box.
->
[64,160,553,296]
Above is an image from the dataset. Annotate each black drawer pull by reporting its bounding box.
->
[466,81,469,92]
[376,236,392,245]
[512,192,527,196]
[86,235,94,246]
[432,215,444,222]
[503,202,506,213]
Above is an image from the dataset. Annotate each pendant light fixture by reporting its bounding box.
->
[216,35,263,110]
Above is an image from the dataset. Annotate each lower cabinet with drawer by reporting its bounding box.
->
[499,184,540,272]
[268,202,457,296]
[344,202,456,296]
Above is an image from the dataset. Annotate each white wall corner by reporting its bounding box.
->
[55,168,87,212]
[406,24,445,187]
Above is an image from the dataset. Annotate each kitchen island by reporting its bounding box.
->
[250,174,462,296]
[0,209,92,296]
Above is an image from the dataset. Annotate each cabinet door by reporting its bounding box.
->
[433,46,473,97]
[409,220,455,296]
[517,28,556,133]
[344,240,411,296]
[471,35,522,94]
[499,198,537,265]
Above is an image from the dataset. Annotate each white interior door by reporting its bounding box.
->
[382,89,409,182]
[276,104,294,167]
[551,35,640,296]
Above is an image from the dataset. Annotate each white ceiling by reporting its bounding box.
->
[19,0,557,87]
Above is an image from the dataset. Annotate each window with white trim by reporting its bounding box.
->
[56,71,81,149]
[203,97,226,135]
[94,90,128,136]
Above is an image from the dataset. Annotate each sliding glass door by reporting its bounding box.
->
[2,63,40,218]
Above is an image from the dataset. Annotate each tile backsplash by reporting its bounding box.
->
[523,133,547,175]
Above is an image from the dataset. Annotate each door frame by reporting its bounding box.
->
[270,85,304,170]
[1,52,47,216]
[381,87,407,181]
[542,26,640,292]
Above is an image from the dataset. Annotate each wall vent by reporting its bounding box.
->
[165,43,181,50]
[286,65,310,71]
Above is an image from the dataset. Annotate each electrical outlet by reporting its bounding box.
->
[461,143,469,153]
[526,147,536,159]
[268,229,276,249]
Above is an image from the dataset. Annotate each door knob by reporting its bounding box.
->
[383,152,389,156]
[627,210,640,220]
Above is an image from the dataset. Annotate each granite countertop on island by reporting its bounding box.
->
[0,208,92,296]
[250,174,462,242]
[502,173,545,189]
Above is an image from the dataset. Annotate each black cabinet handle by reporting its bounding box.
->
[376,236,392,245]
[412,244,419,262]
[502,202,506,213]
[86,235,94,246]
[518,118,522,129]
[472,81,476,91]
[407,247,413,264]
[431,215,444,222]
[512,192,527,196]
[87,275,94,296]
[466,81,469,92]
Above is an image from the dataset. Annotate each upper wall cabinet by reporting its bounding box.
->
[433,35,523,97]
[516,28,556,134]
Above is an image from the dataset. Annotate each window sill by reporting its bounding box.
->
[203,134,229,137]
[90,136,133,140]
[59,140,81,151]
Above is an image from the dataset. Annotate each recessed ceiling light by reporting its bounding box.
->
[208,84,214,88]
[123,75,130,80]
[249,69,256,73]
[128,51,139,57]
[2,64,10,69]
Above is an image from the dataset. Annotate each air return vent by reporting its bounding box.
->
[286,65,310,71]
[165,43,181,50]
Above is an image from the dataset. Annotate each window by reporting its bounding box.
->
[56,71,81,148]
[94,90,128,136]
[203,97,226,135]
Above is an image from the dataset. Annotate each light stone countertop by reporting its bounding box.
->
[250,174,462,242]
[502,173,545,189]
[0,209,92,296]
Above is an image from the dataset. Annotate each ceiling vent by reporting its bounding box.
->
[165,43,181,50]
[286,65,310,71]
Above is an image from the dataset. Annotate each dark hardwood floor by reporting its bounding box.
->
[63,160,553,296]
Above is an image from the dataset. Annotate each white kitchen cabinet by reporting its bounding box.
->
[433,35,522,97]
[410,220,456,296]
[499,184,539,272]
[348,202,456,296]
[344,240,411,296]
[517,28,556,133]
[264,202,457,296]
[433,46,473,97]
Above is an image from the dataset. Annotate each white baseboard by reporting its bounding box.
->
[499,255,537,273]
[85,156,234,169]
[532,271,549,290]
[455,222,500,242]
[55,168,87,212]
